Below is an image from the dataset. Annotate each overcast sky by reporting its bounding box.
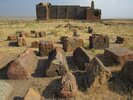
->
[0,0,133,19]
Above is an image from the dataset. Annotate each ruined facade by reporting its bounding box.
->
[36,1,101,21]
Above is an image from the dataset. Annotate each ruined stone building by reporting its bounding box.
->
[36,1,101,21]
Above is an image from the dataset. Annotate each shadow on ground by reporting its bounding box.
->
[97,54,119,67]
[32,57,49,78]
[42,78,60,99]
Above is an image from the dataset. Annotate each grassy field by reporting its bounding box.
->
[0,18,133,100]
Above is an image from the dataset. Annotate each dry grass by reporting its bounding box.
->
[0,19,133,100]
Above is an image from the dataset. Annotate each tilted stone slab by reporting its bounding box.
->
[46,48,69,77]
[57,72,78,98]
[0,81,13,100]
[73,47,93,70]
[7,48,38,79]
[24,88,41,100]
[62,37,84,52]
[85,57,111,88]
[89,34,109,49]
[104,47,133,65]
[121,61,133,84]
[39,40,54,56]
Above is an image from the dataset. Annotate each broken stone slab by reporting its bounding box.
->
[46,48,69,77]
[24,88,41,100]
[121,61,133,85]
[31,41,39,48]
[89,34,109,49]
[84,57,111,88]
[73,47,93,70]
[39,40,54,56]
[62,37,84,52]
[104,47,133,65]
[7,48,38,79]
[17,37,27,47]
[57,72,78,98]
[0,81,13,100]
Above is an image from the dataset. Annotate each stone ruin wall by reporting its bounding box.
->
[36,2,101,21]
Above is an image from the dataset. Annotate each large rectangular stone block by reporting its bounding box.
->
[39,41,54,56]
[89,34,109,49]
[7,48,38,79]
[73,47,93,70]
[46,48,69,77]
[104,47,133,65]
[62,37,84,52]
[85,57,111,88]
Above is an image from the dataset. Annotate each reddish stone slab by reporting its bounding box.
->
[73,47,93,70]
[62,37,84,52]
[7,48,38,79]
[85,57,111,88]
[104,47,133,65]
[57,72,78,98]
[46,48,68,77]
[89,34,109,49]
[39,40,54,56]
[31,41,39,48]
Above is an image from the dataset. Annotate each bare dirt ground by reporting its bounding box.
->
[0,19,133,100]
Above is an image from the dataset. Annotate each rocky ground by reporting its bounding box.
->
[0,19,133,100]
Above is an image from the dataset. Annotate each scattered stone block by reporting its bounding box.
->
[31,41,39,48]
[7,48,38,79]
[89,34,109,49]
[24,88,41,100]
[17,31,31,38]
[115,36,125,44]
[73,47,93,70]
[57,72,78,98]
[17,37,27,47]
[46,48,68,77]
[35,32,46,38]
[0,81,13,100]
[85,57,111,88]
[121,61,133,84]
[7,35,17,41]
[60,36,68,43]
[39,40,54,56]
[104,47,133,65]
[62,37,84,52]
[88,27,93,34]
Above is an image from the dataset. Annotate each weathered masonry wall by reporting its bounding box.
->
[49,6,87,19]
[36,1,101,21]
